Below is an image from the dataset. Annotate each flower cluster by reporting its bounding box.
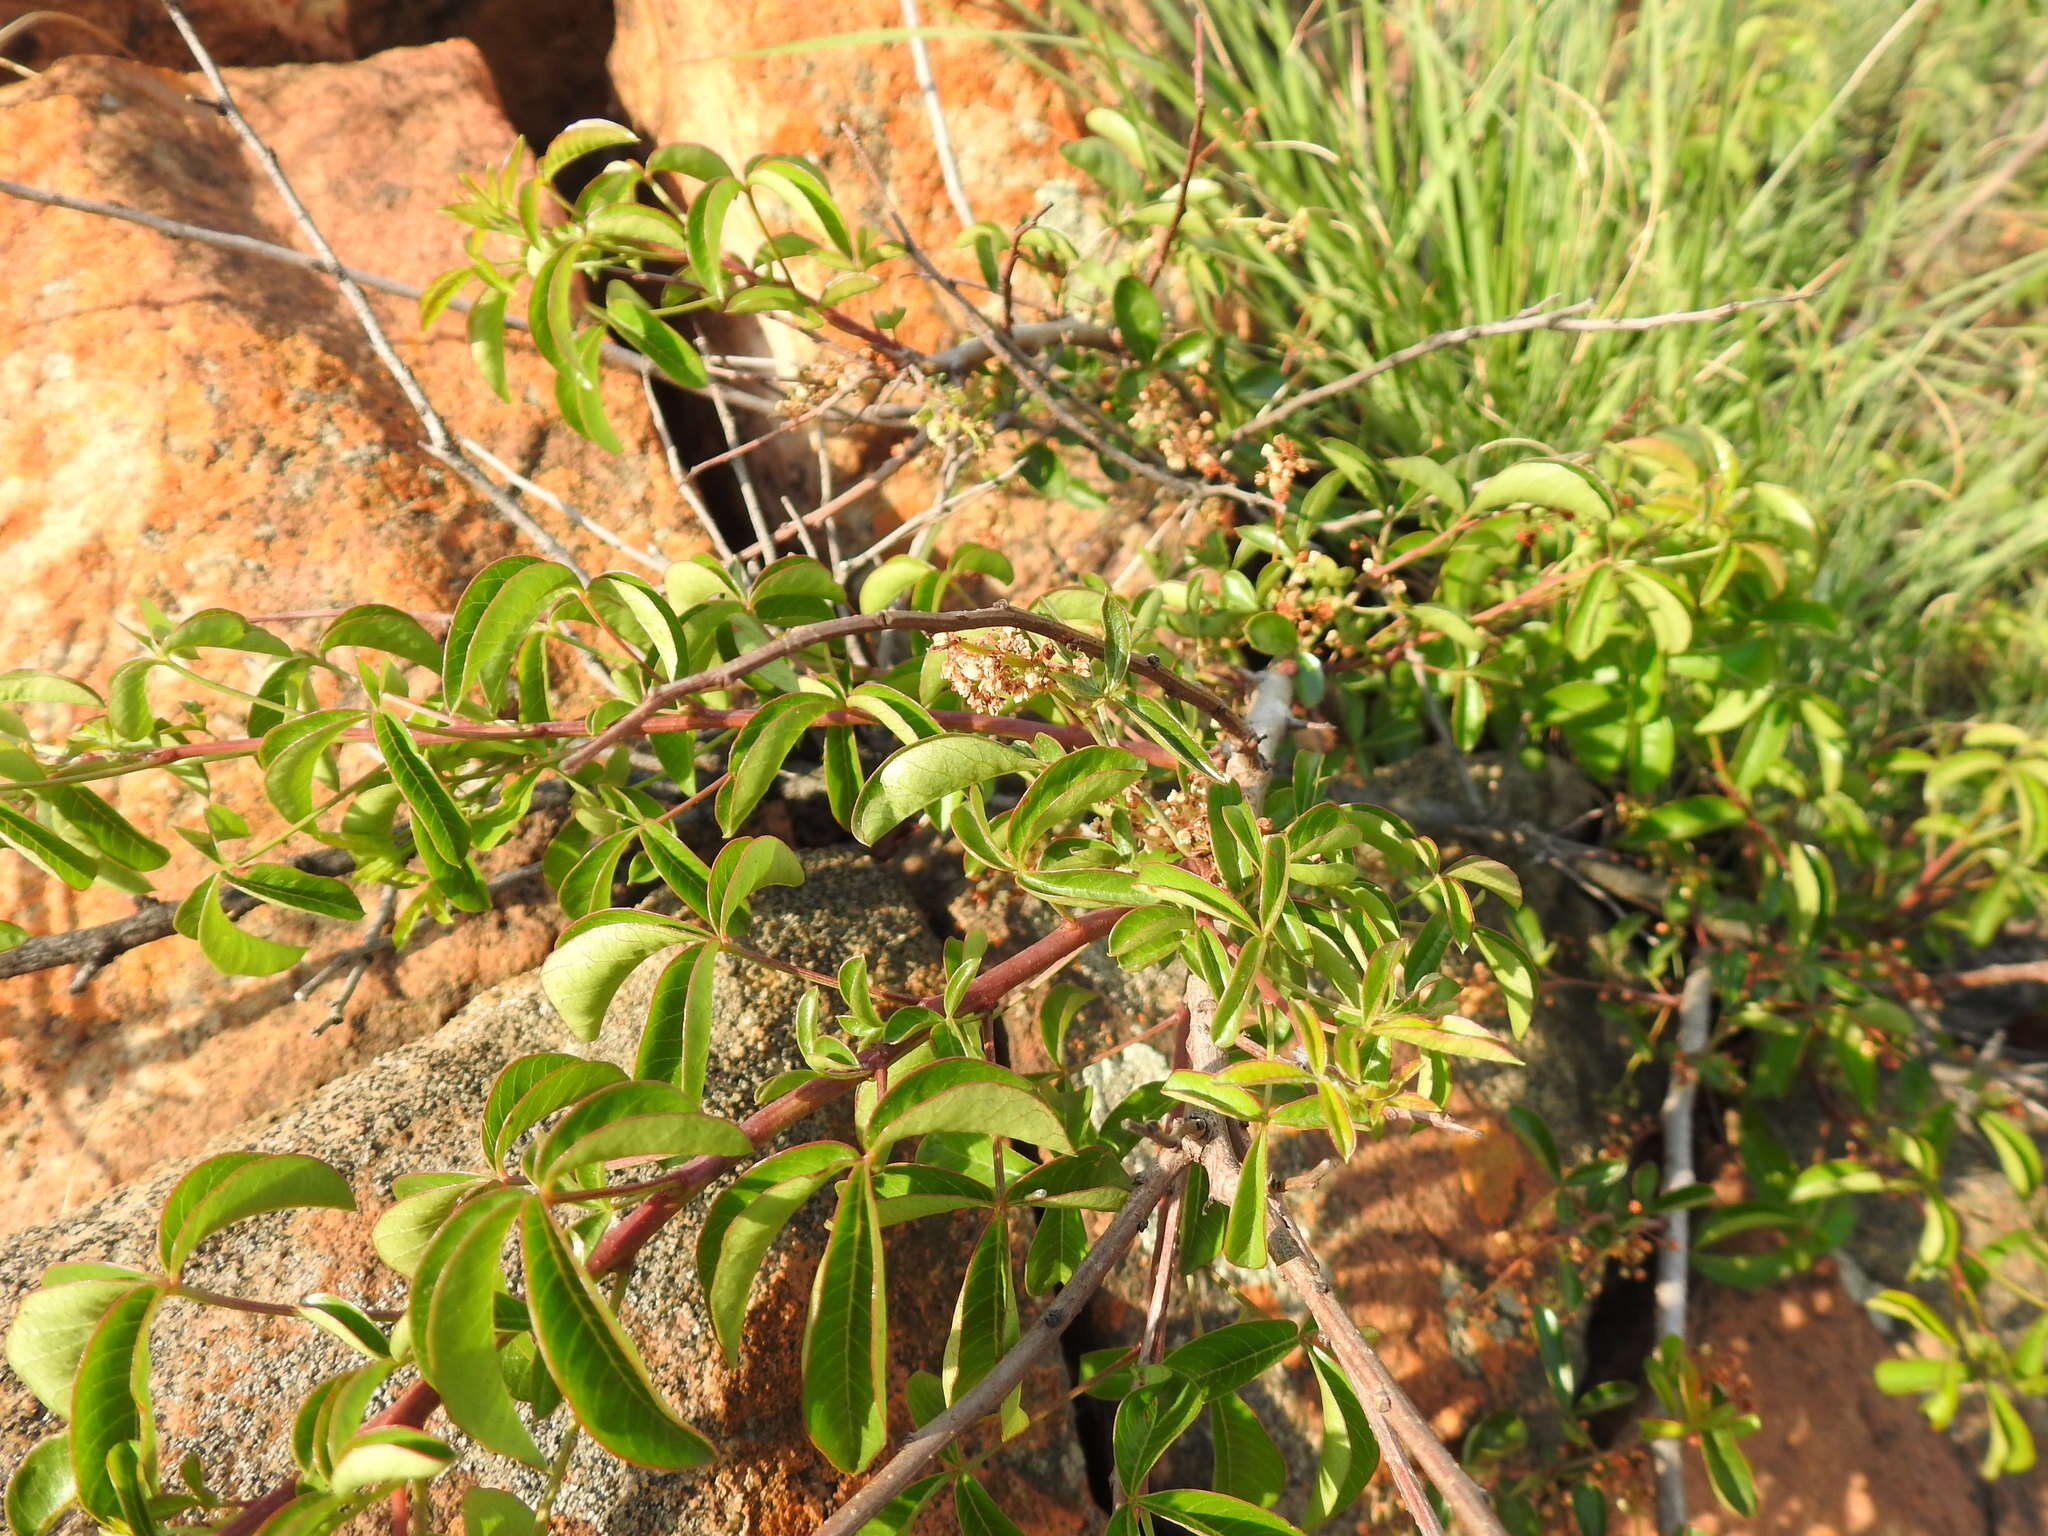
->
[1255,434,1310,504]
[1128,375,1227,480]
[930,630,1086,713]
[1113,780,1212,858]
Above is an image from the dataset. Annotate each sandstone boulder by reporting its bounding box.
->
[0,43,699,1233]
[0,850,1094,1535]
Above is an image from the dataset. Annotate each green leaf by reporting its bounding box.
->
[1305,1347,1378,1526]
[442,557,582,715]
[0,670,100,707]
[468,287,511,401]
[1113,275,1163,363]
[158,1152,354,1274]
[1136,861,1257,930]
[5,1276,155,1416]
[226,863,364,921]
[717,694,841,834]
[1563,564,1617,660]
[1164,1320,1301,1400]
[68,1285,160,1525]
[0,803,94,889]
[185,872,305,976]
[1701,1428,1758,1516]
[1007,746,1147,863]
[1025,1205,1086,1294]
[944,1214,1022,1433]
[5,1438,75,1536]
[1621,566,1694,654]
[539,910,695,1040]
[851,734,1030,845]
[954,1473,1028,1536]
[1636,795,1744,841]
[296,1294,390,1360]
[638,822,711,919]
[318,606,443,671]
[1977,1111,2042,1198]
[1383,454,1466,513]
[521,1202,713,1468]
[698,1141,857,1363]
[1008,1146,1131,1210]
[259,709,359,827]
[253,1492,354,1536]
[803,1161,888,1473]
[1469,458,1614,521]
[858,556,938,615]
[1373,1014,1521,1064]
[414,1188,546,1467]
[1224,1127,1271,1268]
[708,834,805,934]
[602,283,708,389]
[329,1427,456,1497]
[1114,1373,1206,1490]
[847,1473,945,1536]
[866,1059,1073,1158]
[635,941,719,1104]
[462,1489,538,1536]
[1138,1490,1305,1536]
[162,608,290,657]
[687,177,742,300]
[1475,927,1537,1040]
[539,118,639,183]
[532,1079,750,1190]
[1210,1395,1286,1508]
[1445,856,1521,905]
[1160,1069,1262,1122]
[747,154,853,254]
[371,712,486,911]
[36,786,169,873]
[1406,603,1483,652]
[481,1053,632,1167]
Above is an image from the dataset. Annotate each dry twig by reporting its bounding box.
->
[1650,963,1716,1535]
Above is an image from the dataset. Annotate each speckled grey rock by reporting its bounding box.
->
[1,848,1095,1536]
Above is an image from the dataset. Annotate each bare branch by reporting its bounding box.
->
[1651,963,1716,1535]
[1147,13,1207,286]
[558,603,1257,773]
[1227,285,1824,444]
[158,0,602,575]
[458,437,666,573]
[899,0,975,229]
[728,427,933,565]
[840,128,1281,515]
[813,1148,1193,1536]
[0,178,788,414]
[1937,958,2048,990]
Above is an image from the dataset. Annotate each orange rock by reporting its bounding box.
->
[0,43,701,1233]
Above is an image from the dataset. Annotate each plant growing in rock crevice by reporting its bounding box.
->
[4,5,2047,1535]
